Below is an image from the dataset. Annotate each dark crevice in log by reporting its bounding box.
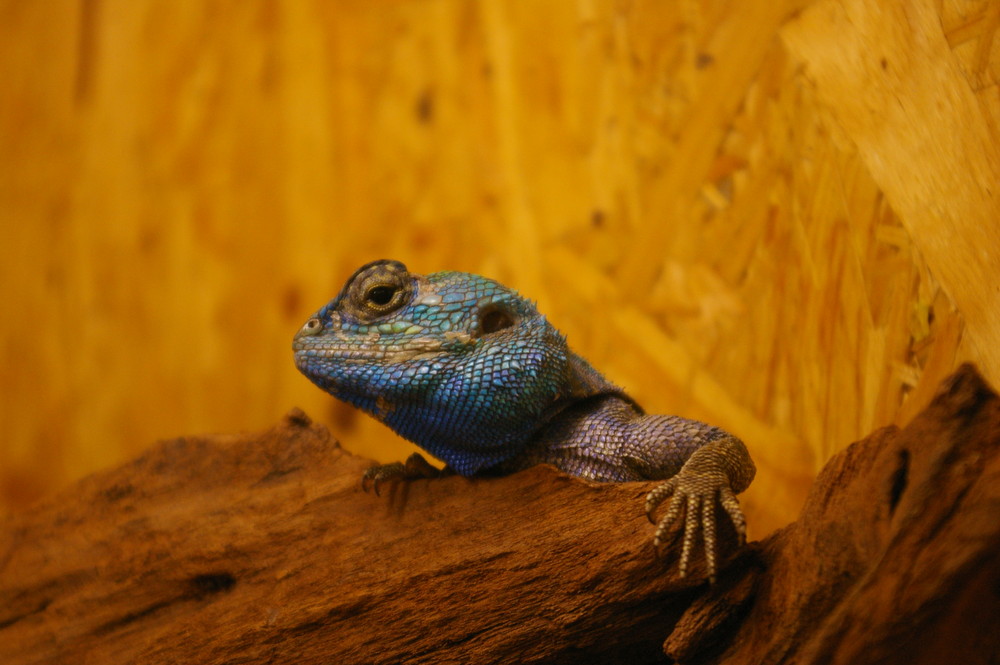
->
[887,448,909,514]
[189,572,237,596]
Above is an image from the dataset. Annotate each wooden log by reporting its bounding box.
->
[2,365,999,664]
[0,410,711,664]
[672,363,1000,664]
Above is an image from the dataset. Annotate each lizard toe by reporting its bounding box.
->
[362,462,407,496]
[645,477,679,523]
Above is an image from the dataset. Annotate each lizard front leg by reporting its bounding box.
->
[361,453,447,495]
[643,434,755,582]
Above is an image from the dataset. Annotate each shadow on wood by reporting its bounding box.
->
[2,365,999,664]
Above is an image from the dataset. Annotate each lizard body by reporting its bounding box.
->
[293,259,755,580]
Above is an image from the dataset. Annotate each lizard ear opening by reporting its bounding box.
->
[478,305,515,335]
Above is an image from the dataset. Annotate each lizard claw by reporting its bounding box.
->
[361,453,442,495]
[645,468,747,583]
[361,461,406,496]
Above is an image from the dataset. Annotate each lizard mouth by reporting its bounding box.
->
[293,330,473,365]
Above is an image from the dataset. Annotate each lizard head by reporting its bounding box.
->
[292,259,614,475]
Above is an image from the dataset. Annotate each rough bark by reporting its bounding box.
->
[2,365,999,664]
[670,363,1000,665]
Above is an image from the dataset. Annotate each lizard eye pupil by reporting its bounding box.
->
[480,307,515,334]
[366,285,396,306]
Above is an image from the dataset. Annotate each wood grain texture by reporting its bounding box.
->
[1,0,997,541]
[781,0,1000,384]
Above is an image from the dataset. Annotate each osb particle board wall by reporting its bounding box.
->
[1,0,998,536]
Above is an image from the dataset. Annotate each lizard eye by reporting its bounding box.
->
[341,260,414,320]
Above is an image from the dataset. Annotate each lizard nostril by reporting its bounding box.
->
[300,318,323,336]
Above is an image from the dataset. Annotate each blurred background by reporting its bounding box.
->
[2,0,998,536]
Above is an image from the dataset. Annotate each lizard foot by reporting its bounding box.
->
[644,468,747,583]
[361,453,442,495]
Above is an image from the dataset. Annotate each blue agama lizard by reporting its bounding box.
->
[293,259,755,581]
